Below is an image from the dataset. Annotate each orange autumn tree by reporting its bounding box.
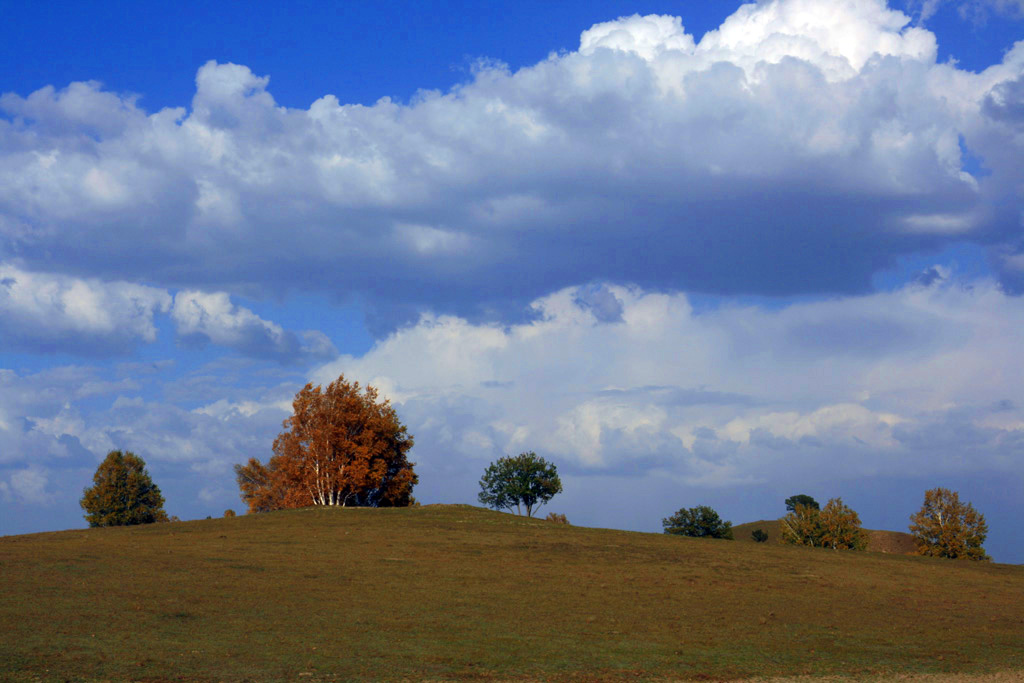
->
[234,375,417,512]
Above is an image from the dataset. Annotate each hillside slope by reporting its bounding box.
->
[733,519,918,555]
[2,504,1021,682]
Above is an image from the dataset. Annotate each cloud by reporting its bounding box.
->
[0,263,335,361]
[1,275,1022,558]
[0,263,171,354]
[315,277,1024,490]
[2,467,52,504]
[0,0,1022,322]
[171,290,336,363]
[908,0,1024,22]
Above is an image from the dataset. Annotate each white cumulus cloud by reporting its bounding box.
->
[171,290,337,363]
[316,277,1024,491]
[0,263,171,354]
[0,0,1021,319]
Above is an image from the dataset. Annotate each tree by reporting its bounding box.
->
[235,375,418,513]
[80,450,168,527]
[477,452,561,517]
[751,528,769,543]
[909,488,989,561]
[780,498,866,550]
[785,494,820,512]
[662,505,734,539]
[818,498,867,551]
[779,503,821,547]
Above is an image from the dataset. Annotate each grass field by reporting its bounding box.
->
[2,504,1022,682]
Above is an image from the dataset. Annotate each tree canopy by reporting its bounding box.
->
[235,375,417,513]
[80,450,168,527]
[780,497,866,550]
[909,488,989,561]
[477,452,561,517]
[784,494,820,512]
[662,505,734,539]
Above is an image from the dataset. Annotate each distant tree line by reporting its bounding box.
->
[76,373,992,563]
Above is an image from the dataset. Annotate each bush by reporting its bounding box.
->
[224,509,236,518]
[545,512,569,524]
[752,528,769,543]
[662,505,733,539]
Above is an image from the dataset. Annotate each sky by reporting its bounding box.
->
[1,0,1023,562]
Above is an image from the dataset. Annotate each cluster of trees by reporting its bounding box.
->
[660,491,989,561]
[778,495,867,550]
[76,373,992,564]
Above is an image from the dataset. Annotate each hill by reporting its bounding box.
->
[733,519,918,555]
[2,504,1022,682]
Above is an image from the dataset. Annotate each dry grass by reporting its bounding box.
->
[1,504,1021,682]
[733,519,918,555]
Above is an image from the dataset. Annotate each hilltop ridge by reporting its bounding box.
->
[2,505,1021,681]
[733,519,918,555]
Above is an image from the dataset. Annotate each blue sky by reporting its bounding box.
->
[1,0,1023,562]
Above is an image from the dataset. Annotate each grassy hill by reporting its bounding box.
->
[733,519,919,555]
[2,505,1022,682]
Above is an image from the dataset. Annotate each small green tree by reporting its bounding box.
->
[785,494,820,512]
[909,488,989,561]
[662,505,734,539]
[752,528,769,543]
[478,452,562,517]
[80,451,168,527]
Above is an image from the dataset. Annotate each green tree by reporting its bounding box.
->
[751,528,769,543]
[785,494,820,512]
[909,488,989,561]
[662,505,734,539]
[478,452,561,517]
[80,450,168,527]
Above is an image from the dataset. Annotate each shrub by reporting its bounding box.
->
[662,505,734,539]
[545,512,569,524]
[752,528,768,543]
[224,509,236,518]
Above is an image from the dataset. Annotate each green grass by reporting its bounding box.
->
[2,504,1022,681]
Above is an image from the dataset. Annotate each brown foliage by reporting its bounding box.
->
[235,375,417,513]
[909,487,989,561]
[779,498,866,550]
[818,498,867,551]
[545,512,569,524]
